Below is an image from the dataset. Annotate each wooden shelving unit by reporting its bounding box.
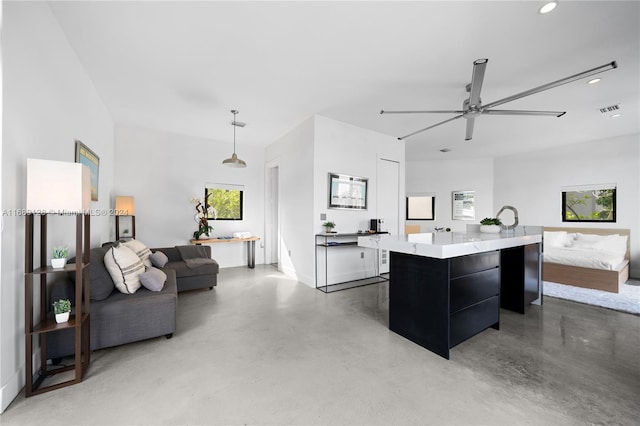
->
[24,213,91,397]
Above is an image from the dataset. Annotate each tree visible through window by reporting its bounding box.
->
[562,186,616,222]
[205,185,243,220]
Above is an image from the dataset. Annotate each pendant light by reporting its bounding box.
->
[222,109,247,168]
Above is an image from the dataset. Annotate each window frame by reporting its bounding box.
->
[406,195,435,221]
[561,185,616,223]
[204,185,244,221]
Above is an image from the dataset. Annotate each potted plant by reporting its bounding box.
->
[53,299,71,323]
[479,217,503,233]
[322,221,336,233]
[191,197,215,240]
[51,246,69,269]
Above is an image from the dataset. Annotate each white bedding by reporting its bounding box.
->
[544,247,625,271]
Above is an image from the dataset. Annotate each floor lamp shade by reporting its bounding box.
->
[26,159,91,213]
[115,196,135,216]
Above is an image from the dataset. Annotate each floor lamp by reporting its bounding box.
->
[114,195,135,240]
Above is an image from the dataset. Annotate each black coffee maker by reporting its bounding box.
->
[370,219,383,233]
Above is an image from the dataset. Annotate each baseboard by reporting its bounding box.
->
[1,363,24,413]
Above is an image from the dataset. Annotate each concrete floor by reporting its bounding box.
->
[2,265,639,425]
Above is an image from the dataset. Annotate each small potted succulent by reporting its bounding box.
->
[479,217,503,233]
[322,221,336,233]
[51,246,69,269]
[53,299,71,323]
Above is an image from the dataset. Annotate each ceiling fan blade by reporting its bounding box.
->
[380,109,464,114]
[398,115,464,140]
[482,109,566,117]
[482,61,617,110]
[468,59,488,107]
[465,117,475,141]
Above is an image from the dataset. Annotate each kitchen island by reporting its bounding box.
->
[358,228,542,359]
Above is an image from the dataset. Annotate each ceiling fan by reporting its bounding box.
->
[381,59,618,141]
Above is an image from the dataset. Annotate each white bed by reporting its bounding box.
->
[542,227,630,293]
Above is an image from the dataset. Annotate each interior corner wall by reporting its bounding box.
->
[265,117,315,285]
[494,134,640,278]
[405,158,494,233]
[114,125,265,268]
[313,115,405,285]
[1,2,115,412]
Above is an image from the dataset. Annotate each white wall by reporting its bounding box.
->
[314,116,404,284]
[265,117,315,283]
[405,158,494,232]
[494,134,640,277]
[266,115,404,287]
[1,2,115,412]
[114,125,265,268]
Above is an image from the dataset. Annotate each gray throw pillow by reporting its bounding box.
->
[149,251,169,268]
[139,267,167,292]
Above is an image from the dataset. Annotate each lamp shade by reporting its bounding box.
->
[115,196,135,216]
[26,159,91,213]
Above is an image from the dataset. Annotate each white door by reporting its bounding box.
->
[377,158,400,274]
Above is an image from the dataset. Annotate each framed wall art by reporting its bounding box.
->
[452,190,475,220]
[75,140,100,201]
[328,173,368,210]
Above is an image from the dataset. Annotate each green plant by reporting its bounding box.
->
[52,246,69,259]
[193,224,213,240]
[480,217,502,226]
[53,299,71,314]
[322,221,336,229]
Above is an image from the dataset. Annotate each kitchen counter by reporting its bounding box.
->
[358,229,542,259]
[358,228,542,359]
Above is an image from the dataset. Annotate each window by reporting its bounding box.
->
[205,183,244,220]
[562,184,616,222]
[406,195,435,220]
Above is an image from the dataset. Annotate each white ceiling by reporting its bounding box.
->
[48,1,639,160]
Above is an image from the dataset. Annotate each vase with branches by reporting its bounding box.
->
[191,197,217,239]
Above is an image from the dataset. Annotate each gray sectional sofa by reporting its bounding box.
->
[47,243,218,360]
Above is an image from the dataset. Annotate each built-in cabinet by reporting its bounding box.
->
[389,250,501,360]
[24,213,91,396]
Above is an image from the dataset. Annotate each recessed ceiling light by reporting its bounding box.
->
[587,78,601,85]
[610,113,622,118]
[539,1,558,14]
[440,148,451,153]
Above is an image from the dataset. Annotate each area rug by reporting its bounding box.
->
[543,279,640,315]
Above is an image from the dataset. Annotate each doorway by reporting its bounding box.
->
[265,162,280,269]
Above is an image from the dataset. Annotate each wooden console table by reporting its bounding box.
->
[190,236,260,268]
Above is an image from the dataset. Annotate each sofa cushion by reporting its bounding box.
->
[139,267,167,292]
[68,246,115,301]
[164,259,219,279]
[149,251,169,268]
[123,239,152,267]
[104,244,145,294]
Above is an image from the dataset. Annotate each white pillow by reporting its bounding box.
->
[570,233,627,255]
[123,239,152,267]
[104,244,145,294]
[544,231,569,248]
[575,232,618,242]
[596,235,628,255]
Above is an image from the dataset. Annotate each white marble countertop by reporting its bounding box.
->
[358,230,542,259]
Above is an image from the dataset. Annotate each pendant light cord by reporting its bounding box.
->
[232,110,238,154]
